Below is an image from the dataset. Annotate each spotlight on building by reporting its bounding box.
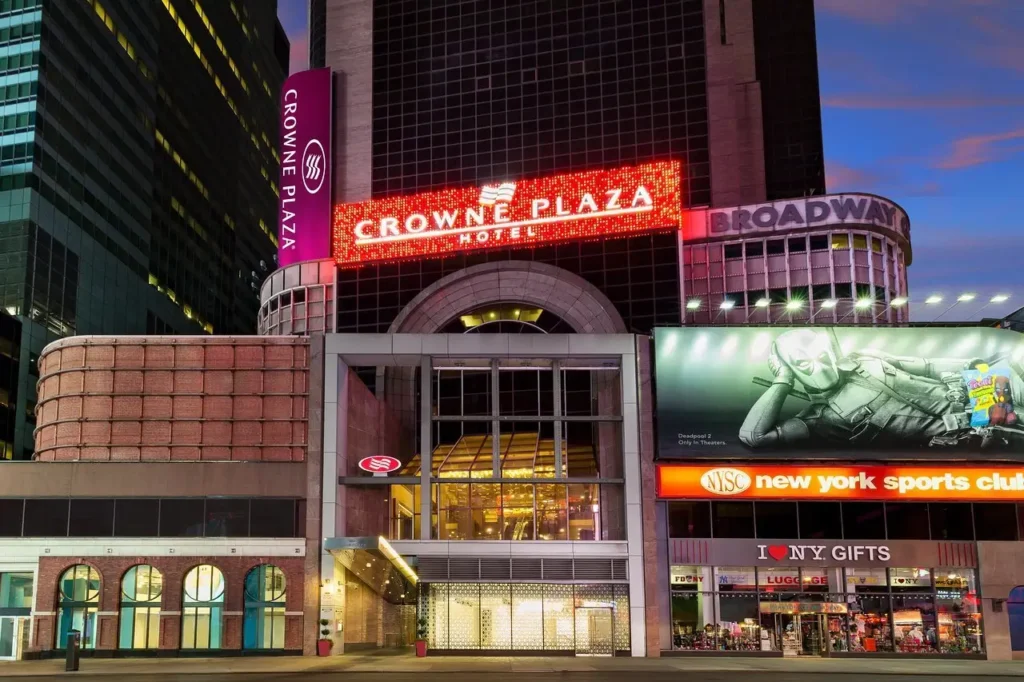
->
[686,298,702,310]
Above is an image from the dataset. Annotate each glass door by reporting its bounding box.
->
[0,617,17,660]
[574,607,614,656]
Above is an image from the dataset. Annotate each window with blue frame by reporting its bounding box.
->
[243,565,286,649]
[181,565,224,650]
[55,565,99,649]
[118,565,162,649]
[1009,586,1024,651]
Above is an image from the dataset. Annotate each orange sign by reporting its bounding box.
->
[657,464,1024,501]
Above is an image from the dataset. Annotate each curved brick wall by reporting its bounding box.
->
[34,336,309,462]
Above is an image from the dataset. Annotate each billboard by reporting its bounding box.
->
[278,68,332,267]
[331,160,681,267]
[657,463,1024,500]
[654,327,1024,460]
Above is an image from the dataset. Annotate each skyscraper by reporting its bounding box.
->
[0,0,288,459]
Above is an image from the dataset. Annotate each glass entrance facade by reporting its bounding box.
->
[669,565,983,655]
[422,583,629,653]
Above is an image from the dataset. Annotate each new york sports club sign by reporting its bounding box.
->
[331,161,681,267]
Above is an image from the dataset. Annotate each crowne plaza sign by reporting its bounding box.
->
[331,161,681,267]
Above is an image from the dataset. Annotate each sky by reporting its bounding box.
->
[276,0,1024,322]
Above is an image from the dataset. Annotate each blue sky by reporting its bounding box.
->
[277,0,1024,321]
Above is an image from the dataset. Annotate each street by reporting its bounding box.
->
[13,674,1024,682]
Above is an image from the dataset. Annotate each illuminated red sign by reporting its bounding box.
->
[332,161,682,267]
[358,456,401,475]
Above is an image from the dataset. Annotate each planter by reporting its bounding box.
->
[317,640,332,657]
[415,640,427,657]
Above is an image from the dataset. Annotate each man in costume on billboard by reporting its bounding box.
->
[739,328,1024,450]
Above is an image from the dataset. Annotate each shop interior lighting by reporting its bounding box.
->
[957,293,976,302]
[686,299,701,310]
[719,300,736,310]
[890,297,908,307]
[855,298,873,309]
[820,299,838,309]
[925,295,944,304]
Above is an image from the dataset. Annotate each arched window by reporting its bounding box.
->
[56,565,100,649]
[119,565,162,649]
[1009,586,1024,651]
[181,565,225,650]
[243,565,287,649]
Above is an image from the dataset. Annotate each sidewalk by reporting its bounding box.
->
[3,653,1024,677]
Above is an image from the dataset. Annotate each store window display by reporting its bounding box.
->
[668,565,984,656]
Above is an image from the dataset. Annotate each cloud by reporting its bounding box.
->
[816,0,999,24]
[822,94,1024,109]
[971,15,1024,74]
[288,34,308,75]
[815,0,934,24]
[825,161,880,192]
[936,129,1024,169]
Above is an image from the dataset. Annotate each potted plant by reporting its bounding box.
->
[415,615,428,657]
[317,619,332,656]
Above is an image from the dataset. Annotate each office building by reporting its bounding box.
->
[0,0,287,459]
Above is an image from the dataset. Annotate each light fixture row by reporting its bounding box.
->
[684,293,1010,311]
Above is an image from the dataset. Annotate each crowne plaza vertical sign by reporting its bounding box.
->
[278,68,333,267]
[331,161,682,267]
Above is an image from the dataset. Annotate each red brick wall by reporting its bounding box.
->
[340,368,397,537]
[31,556,308,653]
[34,337,309,462]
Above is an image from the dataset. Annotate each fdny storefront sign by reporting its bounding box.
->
[683,193,910,242]
[278,68,333,267]
[331,161,681,267]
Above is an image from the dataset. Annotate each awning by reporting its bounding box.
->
[323,536,419,605]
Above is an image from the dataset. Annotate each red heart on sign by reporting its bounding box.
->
[768,545,788,561]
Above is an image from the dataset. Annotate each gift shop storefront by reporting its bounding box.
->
[648,463,1024,659]
[665,540,982,657]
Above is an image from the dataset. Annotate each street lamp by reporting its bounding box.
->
[686,298,701,310]
[855,298,873,309]
[931,292,978,322]
[925,295,943,305]
[785,300,804,311]
[820,299,838,309]
[719,300,736,310]
[891,297,908,307]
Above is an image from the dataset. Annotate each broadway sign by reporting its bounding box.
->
[682,193,910,242]
[331,161,681,267]
[278,68,332,267]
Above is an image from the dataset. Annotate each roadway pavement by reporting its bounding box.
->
[3,653,1024,679]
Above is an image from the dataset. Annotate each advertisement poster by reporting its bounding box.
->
[654,327,1024,460]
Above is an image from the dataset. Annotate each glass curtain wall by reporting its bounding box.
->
[669,566,983,655]
[391,359,625,541]
[423,583,630,652]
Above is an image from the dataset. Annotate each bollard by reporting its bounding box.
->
[65,630,80,672]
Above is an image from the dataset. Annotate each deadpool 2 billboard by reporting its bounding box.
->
[654,326,1024,460]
